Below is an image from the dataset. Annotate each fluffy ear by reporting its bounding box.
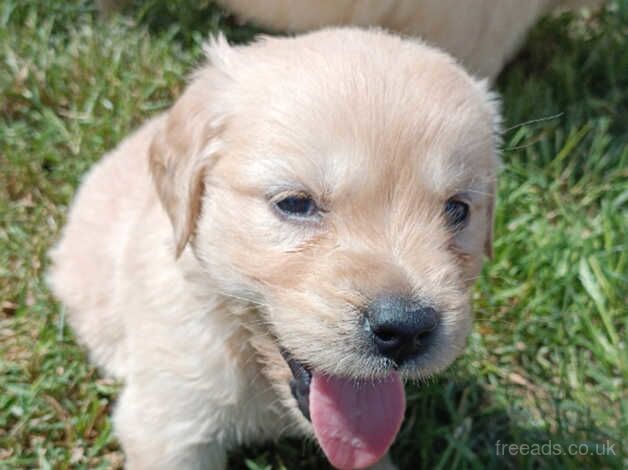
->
[149,66,228,257]
[149,35,235,257]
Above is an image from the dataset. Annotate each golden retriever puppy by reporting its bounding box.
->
[49,28,500,469]
[216,0,601,79]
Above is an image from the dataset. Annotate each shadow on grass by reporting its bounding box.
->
[228,376,622,469]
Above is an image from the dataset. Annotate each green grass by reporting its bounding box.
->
[1,1,626,468]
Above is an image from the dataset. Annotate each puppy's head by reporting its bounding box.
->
[151,28,500,468]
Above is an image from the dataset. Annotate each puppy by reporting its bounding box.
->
[49,28,500,469]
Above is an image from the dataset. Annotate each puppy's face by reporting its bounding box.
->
[151,29,499,466]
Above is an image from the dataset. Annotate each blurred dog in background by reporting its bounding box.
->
[100,0,602,78]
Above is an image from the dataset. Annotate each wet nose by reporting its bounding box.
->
[365,295,439,364]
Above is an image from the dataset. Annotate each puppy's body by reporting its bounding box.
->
[50,117,287,468]
[50,29,500,469]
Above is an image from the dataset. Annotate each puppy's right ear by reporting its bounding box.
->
[149,39,232,257]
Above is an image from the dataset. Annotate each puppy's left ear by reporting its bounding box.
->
[150,39,232,257]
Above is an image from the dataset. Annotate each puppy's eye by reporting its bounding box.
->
[275,194,318,218]
[444,198,469,229]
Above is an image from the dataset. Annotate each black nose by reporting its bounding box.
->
[365,295,439,364]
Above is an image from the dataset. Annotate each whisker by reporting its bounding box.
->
[502,112,564,134]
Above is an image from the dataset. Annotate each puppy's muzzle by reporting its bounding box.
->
[280,295,440,423]
[364,295,440,365]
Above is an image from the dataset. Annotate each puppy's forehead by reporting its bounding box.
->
[216,29,496,198]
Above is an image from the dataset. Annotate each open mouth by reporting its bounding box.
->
[280,349,406,469]
[281,349,313,421]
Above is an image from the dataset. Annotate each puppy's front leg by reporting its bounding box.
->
[114,383,229,470]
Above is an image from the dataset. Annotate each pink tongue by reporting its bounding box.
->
[309,371,405,469]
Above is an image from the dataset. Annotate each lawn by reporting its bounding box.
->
[0,1,626,468]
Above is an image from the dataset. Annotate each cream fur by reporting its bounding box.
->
[216,0,602,79]
[49,28,501,469]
